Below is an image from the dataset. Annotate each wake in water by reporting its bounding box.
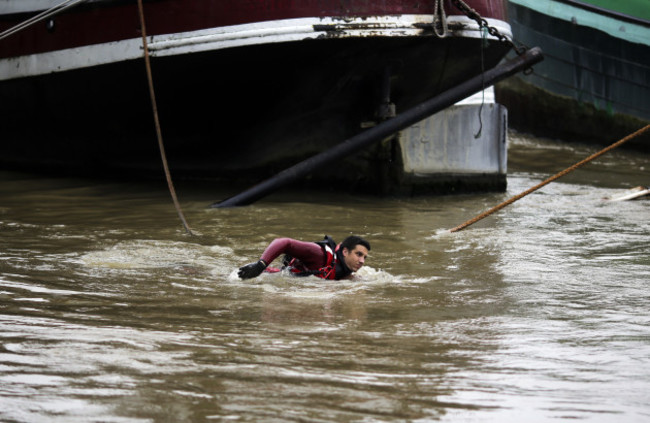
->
[79,239,237,281]
[79,240,432,291]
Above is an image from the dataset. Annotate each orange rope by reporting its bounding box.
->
[449,123,650,233]
[137,0,193,236]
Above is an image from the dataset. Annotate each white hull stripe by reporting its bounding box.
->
[0,15,511,81]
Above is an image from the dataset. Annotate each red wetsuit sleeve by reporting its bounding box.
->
[260,238,325,269]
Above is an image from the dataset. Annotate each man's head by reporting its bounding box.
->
[340,235,370,272]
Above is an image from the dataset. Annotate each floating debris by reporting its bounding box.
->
[608,186,650,202]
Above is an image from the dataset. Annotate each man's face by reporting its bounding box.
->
[342,245,368,272]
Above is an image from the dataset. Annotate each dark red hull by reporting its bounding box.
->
[1,1,506,58]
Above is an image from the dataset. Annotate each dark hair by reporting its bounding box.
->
[340,235,370,252]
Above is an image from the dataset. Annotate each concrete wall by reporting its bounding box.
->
[398,102,508,177]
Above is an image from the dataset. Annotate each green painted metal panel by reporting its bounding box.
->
[508,12,650,119]
[508,0,650,46]
[579,0,650,22]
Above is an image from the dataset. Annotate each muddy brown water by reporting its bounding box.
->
[1,131,649,422]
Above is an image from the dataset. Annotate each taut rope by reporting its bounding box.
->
[0,0,88,41]
[449,124,650,233]
[136,0,193,236]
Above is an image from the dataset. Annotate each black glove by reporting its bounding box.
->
[238,260,267,279]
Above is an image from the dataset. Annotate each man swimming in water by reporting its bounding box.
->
[238,235,370,280]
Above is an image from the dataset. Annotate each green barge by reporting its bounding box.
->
[496,0,650,151]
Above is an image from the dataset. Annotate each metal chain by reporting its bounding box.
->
[450,0,528,56]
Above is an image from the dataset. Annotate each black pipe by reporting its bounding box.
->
[212,47,543,208]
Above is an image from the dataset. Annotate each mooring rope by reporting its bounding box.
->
[136,0,193,236]
[432,0,448,38]
[449,123,650,233]
[474,26,488,139]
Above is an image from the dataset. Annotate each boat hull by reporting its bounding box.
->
[496,0,650,151]
[0,1,513,191]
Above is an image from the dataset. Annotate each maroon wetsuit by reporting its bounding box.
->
[260,238,327,270]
